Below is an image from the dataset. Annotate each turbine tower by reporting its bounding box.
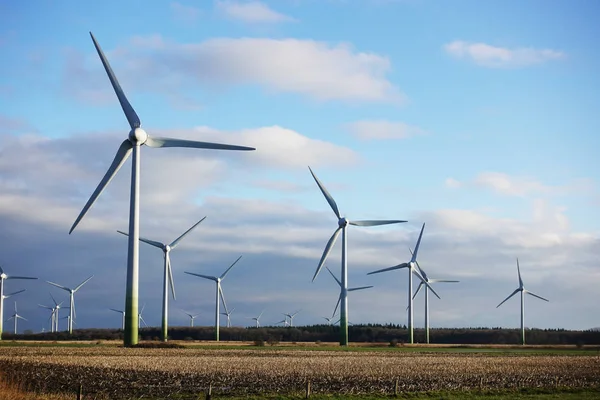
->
[117,216,206,342]
[68,32,255,347]
[182,310,200,327]
[410,248,459,344]
[221,308,234,328]
[46,276,93,334]
[308,166,406,346]
[326,267,372,318]
[496,258,549,345]
[367,223,436,344]
[185,255,242,341]
[110,308,126,330]
[7,302,26,334]
[0,266,37,340]
[250,310,264,328]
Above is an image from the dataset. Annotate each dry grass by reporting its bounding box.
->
[0,372,69,400]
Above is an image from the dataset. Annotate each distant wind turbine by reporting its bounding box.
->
[496,258,549,345]
[367,223,437,344]
[117,216,206,342]
[39,304,56,333]
[308,166,406,345]
[182,310,200,327]
[138,303,148,328]
[7,302,26,334]
[110,308,126,330]
[275,318,289,327]
[410,248,459,344]
[326,267,372,318]
[0,265,37,340]
[185,255,242,341]
[46,276,93,334]
[283,310,300,327]
[221,308,235,328]
[249,310,264,328]
[67,32,255,347]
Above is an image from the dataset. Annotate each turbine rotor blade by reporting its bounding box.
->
[169,216,207,249]
[349,220,407,227]
[5,289,26,297]
[89,32,140,129]
[74,275,94,292]
[325,266,342,287]
[412,282,424,300]
[220,255,243,280]
[69,139,133,234]
[145,136,255,151]
[46,281,70,292]
[410,223,426,263]
[516,258,523,288]
[367,263,409,275]
[308,166,340,219]
[116,230,165,249]
[109,308,124,314]
[526,291,549,302]
[333,294,342,318]
[496,288,520,308]
[218,284,228,314]
[429,279,460,283]
[184,272,217,282]
[313,227,342,282]
[6,276,37,280]
[348,285,373,291]
[167,254,176,300]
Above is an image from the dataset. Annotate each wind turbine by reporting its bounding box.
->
[308,166,406,346]
[7,302,26,334]
[110,308,126,330]
[410,248,459,344]
[39,304,56,333]
[0,265,37,340]
[221,308,234,328]
[181,310,200,327]
[496,258,549,345]
[47,293,67,332]
[138,303,148,328]
[185,255,242,341]
[323,315,337,325]
[283,310,300,327]
[117,216,206,342]
[326,267,372,318]
[367,223,437,344]
[275,318,288,327]
[67,32,255,347]
[46,276,94,335]
[250,310,264,328]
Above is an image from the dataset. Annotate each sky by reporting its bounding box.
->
[0,0,598,334]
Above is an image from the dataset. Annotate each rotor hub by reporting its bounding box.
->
[0,273,6,279]
[129,128,148,145]
[338,217,348,227]
[164,245,171,252]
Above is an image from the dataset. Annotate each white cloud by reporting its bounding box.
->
[346,120,426,140]
[171,2,202,23]
[216,1,295,23]
[444,41,565,68]
[65,35,402,104]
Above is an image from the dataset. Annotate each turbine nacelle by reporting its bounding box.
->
[338,217,348,228]
[129,128,148,145]
[0,273,7,279]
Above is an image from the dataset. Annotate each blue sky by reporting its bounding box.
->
[0,0,598,334]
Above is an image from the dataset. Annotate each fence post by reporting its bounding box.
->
[394,378,399,396]
[205,382,212,400]
[77,383,82,400]
[305,380,311,398]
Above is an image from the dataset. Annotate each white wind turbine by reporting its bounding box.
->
[110,308,126,330]
[221,308,235,328]
[68,32,255,347]
[0,265,37,340]
[410,248,459,344]
[249,310,264,328]
[7,302,26,334]
[367,223,437,344]
[182,310,200,327]
[275,318,289,327]
[326,267,373,318]
[44,293,67,332]
[138,303,148,328]
[496,258,549,345]
[308,166,406,346]
[39,304,56,333]
[117,216,206,342]
[46,276,93,335]
[185,255,242,341]
[283,310,300,327]
[323,315,337,325]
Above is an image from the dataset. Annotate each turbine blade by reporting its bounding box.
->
[89,32,140,129]
[348,285,373,291]
[74,275,94,292]
[349,220,407,227]
[325,266,342,287]
[184,272,217,282]
[167,254,176,300]
[429,279,460,283]
[526,291,549,302]
[367,263,409,275]
[49,292,58,306]
[109,308,124,314]
[0,265,3,274]
[140,302,146,314]
[412,282,424,300]
[69,139,133,234]
[411,249,428,281]
[308,166,340,219]
[169,216,207,249]
[46,281,70,292]
[117,230,165,249]
[140,316,147,327]
[5,289,25,297]
[516,258,523,288]
[145,136,255,151]
[313,227,342,282]
[220,255,243,280]
[410,223,426,263]
[496,288,520,308]
[427,283,441,300]
[333,294,342,318]
[219,284,228,314]
[6,276,37,280]
[72,299,77,319]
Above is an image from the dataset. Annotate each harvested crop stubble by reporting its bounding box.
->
[0,347,598,399]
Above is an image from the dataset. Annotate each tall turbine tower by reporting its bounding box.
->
[0,266,37,340]
[185,255,242,341]
[367,223,436,344]
[308,167,406,346]
[326,267,372,318]
[410,248,459,344]
[118,216,206,342]
[46,276,93,334]
[68,32,255,347]
[496,258,549,345]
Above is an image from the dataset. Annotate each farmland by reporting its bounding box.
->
[0,344,599,399]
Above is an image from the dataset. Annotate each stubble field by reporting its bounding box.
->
[0,344,599,399]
